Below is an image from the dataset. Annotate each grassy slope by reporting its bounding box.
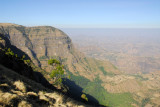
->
[70,72,136,107]
[83,82,136,107]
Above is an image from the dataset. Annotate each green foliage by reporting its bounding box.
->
[15,54,18,58]
[61,58,67,62]
[39,56,48,60]
[99,66,107,75]
[3,48,33,69]
[81,93,88,101]
[70,74,136,107]
[83,80,136,107]
[5,48,14,56]
[42,90,46,94]
[84,57,89,64]
[49,59,64,85]
[67,75,71,79]
[65,68,137,106]
[133,75,149,81]
[24,59,31,65]
[99,66,115,76]
[21,55,25,60]
[4,48,31,65]
[50,65,64,78]
[112,64,118,69]
[48,59,60,65]
[141,98,150,107]
[0,37,2,40]
[94,76,102,83]
[69,73,90,88]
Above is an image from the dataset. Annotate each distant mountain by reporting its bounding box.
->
[68,33,160,74]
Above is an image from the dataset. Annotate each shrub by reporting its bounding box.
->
[5,48,14,56]
[21,55,25,60]
[81,94,88,101]
[39,56,48,60]
[49,59,64,85]
[24,59,31,65]
[15,54,18,58]
[48,59,60,65]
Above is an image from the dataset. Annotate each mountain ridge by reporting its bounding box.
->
[1,23,160,107]
[0,23,120,81]
[0,33,104,107]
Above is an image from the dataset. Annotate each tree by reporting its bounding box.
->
[81,93,88,101]
[48,59,64,85]
[48,59,60,65]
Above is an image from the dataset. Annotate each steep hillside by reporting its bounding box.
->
[0,33,101,107]
[0,64,89,107]
[0,23,120,81]
[1,23,160,107]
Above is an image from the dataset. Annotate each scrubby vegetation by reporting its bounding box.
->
[133,75,149,81]
[69,73,90,88]
[68,71,136,107]
[4,48,31,66]
[99,66,115,76]
[141,98,150,107]
[81,93,88,101]
[0,65,88,107]
[82,78,136,107]
[0,34,93,107]
[83,82,136,107]
[39,56,48,60]
[48,59,64,85]
[5,48,15,56]
[48,59,61,65]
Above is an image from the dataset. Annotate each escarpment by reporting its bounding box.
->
[1,23,160,107]
[0,23,120,81]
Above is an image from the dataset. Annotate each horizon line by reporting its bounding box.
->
[1,23,160,29]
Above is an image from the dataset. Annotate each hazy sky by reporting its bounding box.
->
[0,0,160,28]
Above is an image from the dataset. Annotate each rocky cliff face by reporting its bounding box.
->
[0,33,102,107]
[0,23,119,81]
[1,23,160,107]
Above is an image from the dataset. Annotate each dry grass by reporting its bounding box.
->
[0,92,17,105]
[0,64,89,107]
[11,90,24,96]
[27,92,38,97]
[14,80,26,93]
[18,101,32,107]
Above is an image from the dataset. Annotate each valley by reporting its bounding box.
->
[1,0,160,107]
[64,28,160,74]
[0,24,160,107]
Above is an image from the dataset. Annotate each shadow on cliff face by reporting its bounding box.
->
[0,33,31,59]
[0,33,54,89]
[63,79,106,107]
[0,33,106,107]
[0,33,42,67]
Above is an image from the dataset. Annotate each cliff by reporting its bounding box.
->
[0,23,120,81]
[0,33,93,107]
[1,23,160,107]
